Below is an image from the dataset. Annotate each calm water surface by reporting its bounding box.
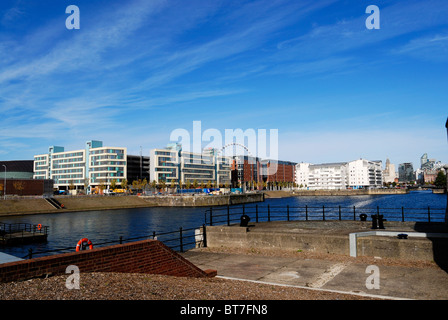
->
[1,190,446,259]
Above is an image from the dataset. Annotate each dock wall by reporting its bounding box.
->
[140,193,264,207]
[0,194,264,216]
[0,239,216,283]
[203,221,448,263]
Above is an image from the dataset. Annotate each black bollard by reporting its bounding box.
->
[240,214,250,227]
[378,214,385,229]
[360,214,367,221]
[371,214,378,229]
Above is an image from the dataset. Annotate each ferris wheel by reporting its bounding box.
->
[217,142,253,157]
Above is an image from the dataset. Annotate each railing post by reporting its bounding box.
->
[202,224,207,248]
[322,205,325,221]
[268,204,270,222]
[119,236,123,244]
[401,207,405,222]
[28,248,33,259]
[305,205,308,221]
[227,205,230,226]
[353,206,356,221]
[179,227,183,253]
[287,205,290,221]
[256,204,259,223]
[428,206,431,223]
[339,205,342,220]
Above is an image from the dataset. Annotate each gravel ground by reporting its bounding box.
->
[0,272,379,300]
[2,246,439,301]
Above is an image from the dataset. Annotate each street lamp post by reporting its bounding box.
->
[444,164,448,224]
[2,165,6,200]
[445,117,448,224]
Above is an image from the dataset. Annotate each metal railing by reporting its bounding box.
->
[0,223,49,240]
[204,204,446,226]
[21,225,206,260]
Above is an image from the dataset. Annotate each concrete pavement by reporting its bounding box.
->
[182,248,448,300]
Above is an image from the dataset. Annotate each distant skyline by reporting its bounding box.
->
[0,0,447,168]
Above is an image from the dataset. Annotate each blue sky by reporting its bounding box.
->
[0,0,447,169]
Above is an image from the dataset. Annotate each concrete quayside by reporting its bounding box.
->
[199,220,448,265]
[0,193,264,217]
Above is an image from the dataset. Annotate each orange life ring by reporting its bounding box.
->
[76,238,93,251]
[37,224,42,231]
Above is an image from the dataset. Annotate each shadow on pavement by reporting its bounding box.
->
[413,222,448,273]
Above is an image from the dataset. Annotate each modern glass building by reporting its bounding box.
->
[34,140,127,192]
[149,144,231,187]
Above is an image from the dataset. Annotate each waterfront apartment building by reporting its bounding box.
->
[261,159,297,186]
[296,162,348,190]
[149,144,232,187]
[398,162,414,183]
[295,159,383,190]
[231,155,261,188]
[230,157,296,189]
[34,140,127,192]
[347,159,382,189]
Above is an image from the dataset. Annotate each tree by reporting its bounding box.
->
[121,178,128,189]
[110,179,117,190]
[160,180,166,192]
[98,181,106,193]
[434,170,447,189]
[84,178,90,192]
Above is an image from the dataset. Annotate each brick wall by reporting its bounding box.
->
[0,239,216,283]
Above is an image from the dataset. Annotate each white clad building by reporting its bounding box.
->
[296,162,347,190]
[295,163,310,188]
[295,159,383,190]
[149,146,180,184]
[347,159,382,189]
[34,140,127,192]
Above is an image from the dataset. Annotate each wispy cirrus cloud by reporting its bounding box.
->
[392,33,448,62]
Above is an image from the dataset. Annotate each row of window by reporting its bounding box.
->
[53,152,84,159]
[90,149,124,155]
[91,155,125,161]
